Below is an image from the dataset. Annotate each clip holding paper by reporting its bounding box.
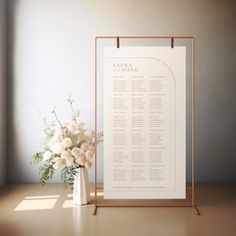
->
[117,37,120,48]
[171,37,174,48]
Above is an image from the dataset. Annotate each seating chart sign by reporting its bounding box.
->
[103,47,186,199]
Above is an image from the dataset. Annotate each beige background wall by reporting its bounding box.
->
[6,0,236,183]
[0,0,6,187]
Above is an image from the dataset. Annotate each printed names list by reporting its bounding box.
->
[104,47,186,199]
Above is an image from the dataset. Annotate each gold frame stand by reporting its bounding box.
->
[93,36,199,216]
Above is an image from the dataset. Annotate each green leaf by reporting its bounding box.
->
[60,166,78,186]
[31,152,43,165]
[39,164,55,185]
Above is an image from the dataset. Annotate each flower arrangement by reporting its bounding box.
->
[31,96,102,187]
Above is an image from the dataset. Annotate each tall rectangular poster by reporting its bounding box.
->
[103,47,186,199]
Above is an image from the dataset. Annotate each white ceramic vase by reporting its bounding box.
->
[73,167,90,205]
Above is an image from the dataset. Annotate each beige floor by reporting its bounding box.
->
[0,184,235,236]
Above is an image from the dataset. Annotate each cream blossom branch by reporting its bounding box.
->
[38,113,54,137]
[51,110,64,137]
[68,96,79,124]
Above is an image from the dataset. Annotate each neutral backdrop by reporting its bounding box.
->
[2,0,236,184]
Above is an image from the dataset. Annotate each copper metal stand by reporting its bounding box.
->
[93,36,199,216]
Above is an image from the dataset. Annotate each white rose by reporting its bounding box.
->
[65,156,74,167]
[75,155,87,165]
[51,143,65,154]
[43,151,52,161]
[85,160,93,168]
[61,150,71,160]
[62,137,73,148]
[61,151,74,166]
[86,150,94,160]
[53,159,66,170]
[81,143,90,151]
[71,147,81,157]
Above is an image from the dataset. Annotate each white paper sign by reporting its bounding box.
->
[103,47,186,199]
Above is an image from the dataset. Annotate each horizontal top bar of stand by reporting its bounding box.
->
[95,36,194,39]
